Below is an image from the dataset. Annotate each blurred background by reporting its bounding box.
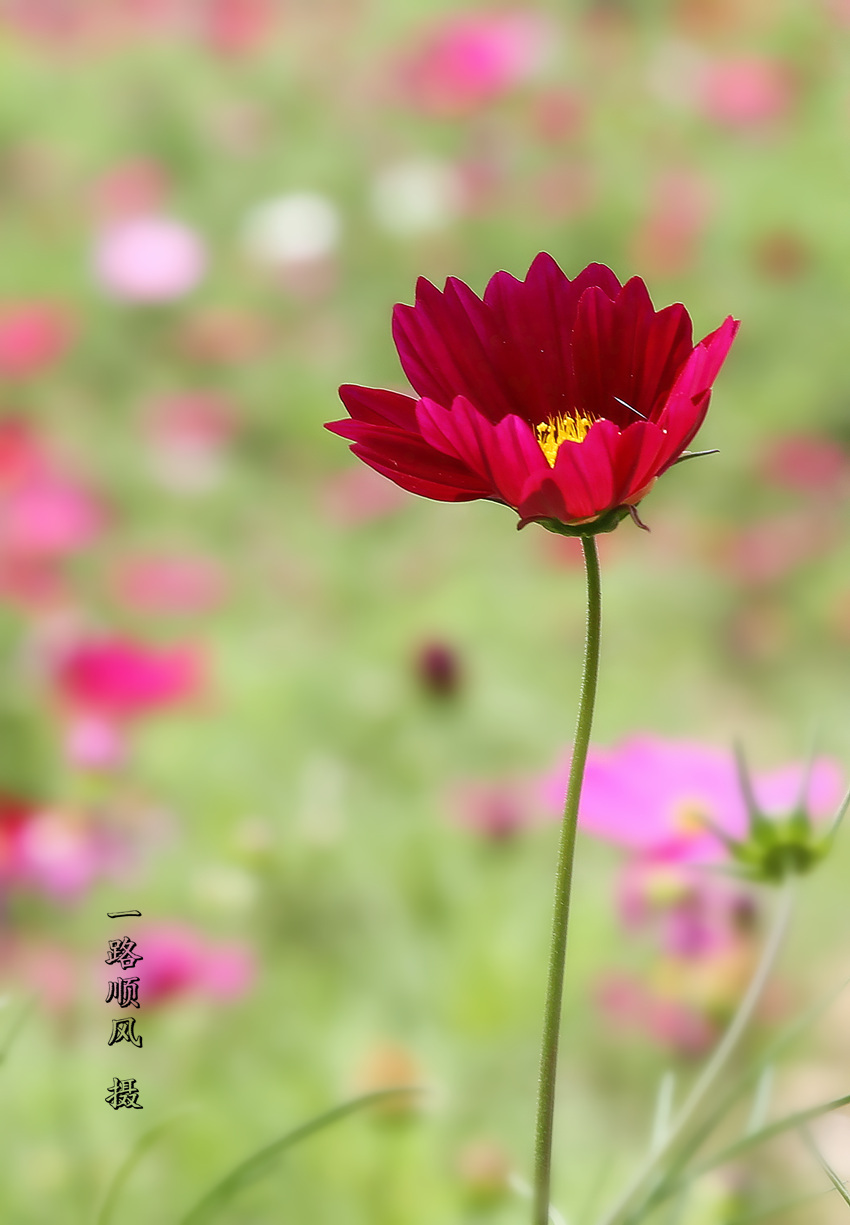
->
[2,0,850,1221]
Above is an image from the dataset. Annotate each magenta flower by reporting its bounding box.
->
[541,734,843,862]
[327,256,738,535]
[0,303,73,379]
[57,637,202,719]
[698,56,793,128]
[401,11,549,117]
[94,215,206,302]
[129,923,255,1007]
[0,798,116,901]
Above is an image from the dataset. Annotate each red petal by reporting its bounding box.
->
[607,420,669,502]
[416,396,547,505]
[570,280,693,425]
[392,278,517,421]
[482,256,624,424]
[336,384,420,430]
[351,447,488,502]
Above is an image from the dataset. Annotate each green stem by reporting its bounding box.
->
[597,880,795,1225]
[532,535,602,1225]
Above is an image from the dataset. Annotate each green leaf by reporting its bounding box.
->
[176,1088,420,1225]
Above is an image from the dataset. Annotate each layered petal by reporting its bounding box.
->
[416,396,548,505]
[328,254,738,533]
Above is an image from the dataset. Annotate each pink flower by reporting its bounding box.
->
[542,734,843,862]
[630,169,715,278]
[758,434,850,497]
[56,637,202,719]
[595,971,717,1056]
[112,552,225,614]
[320,465,410,526]
[449,778,538,839]
[0,303,73,378]
[718,510,836,587]
[94,215,206,302]
[145,392,236,491]
[201,0,276,56]
[65,715,127,772]
[0,798,116,900]
[401,12,549,117]
[698,56,793,128]
[617,852,756,957]
[92,157,168,221]
[17,808,115,899]
[0,419,103,585]
[0,472,102,559]
[129,923,255,1006]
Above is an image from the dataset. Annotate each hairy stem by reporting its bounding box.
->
[532,534,602,1225]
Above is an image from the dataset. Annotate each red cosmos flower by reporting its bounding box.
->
[327,255,738,535]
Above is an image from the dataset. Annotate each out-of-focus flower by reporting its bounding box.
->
[92,157,168,221]
[630,169,715,278]
[0,471,102,561]
[94,215,206,302]
[64,714,126,772]
[320,465,410,526]
[530,87,587,144]
[697,55,793,128]
[415,641,461,698]
[0,798,117,900]
[757,434,850,497]
[352,1042,423,1116]
[328,255,738,536]
[716,510,836,587]
[127,923,255,1006]
[112,553,225,614]
[595,971,718,1055]
[0,303,73,378]
[618,852,756,956]
[371,158,464,236]
[176,307,270,364]
[456,1139,512,1204]
[56,637,202,719]
[145,392,236,492]
[201,0,276,56]
[400,12,550,117]
[241,192,341,267]
[17,808,116,899]
[752,230,810,280]
[0,419,102,601]
[542,735,843,863]
[450,778,537,839]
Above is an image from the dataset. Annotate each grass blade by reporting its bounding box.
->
[650,1091,850,1209]
[97,1116,183,1225]
[801,1125,850,1207]
[635,973,850,1217]
[177,1087,421,1225]
[0,996,33,1068]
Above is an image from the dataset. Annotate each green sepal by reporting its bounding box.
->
[524,505,631,538]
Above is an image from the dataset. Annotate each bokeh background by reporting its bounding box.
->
[3,1,850,1222]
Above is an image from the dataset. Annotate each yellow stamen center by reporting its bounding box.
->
[535,411,596,467]
[673,802,710,838]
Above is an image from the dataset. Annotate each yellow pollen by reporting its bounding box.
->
[535,411,596,466]
[673,802,709,838]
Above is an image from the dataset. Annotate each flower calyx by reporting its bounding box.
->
[708,744,850,884]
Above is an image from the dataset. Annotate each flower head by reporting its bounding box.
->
[327,255,738,535]
[56,637,202,720]
[94,216,206,302]
[541,734,843,864]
